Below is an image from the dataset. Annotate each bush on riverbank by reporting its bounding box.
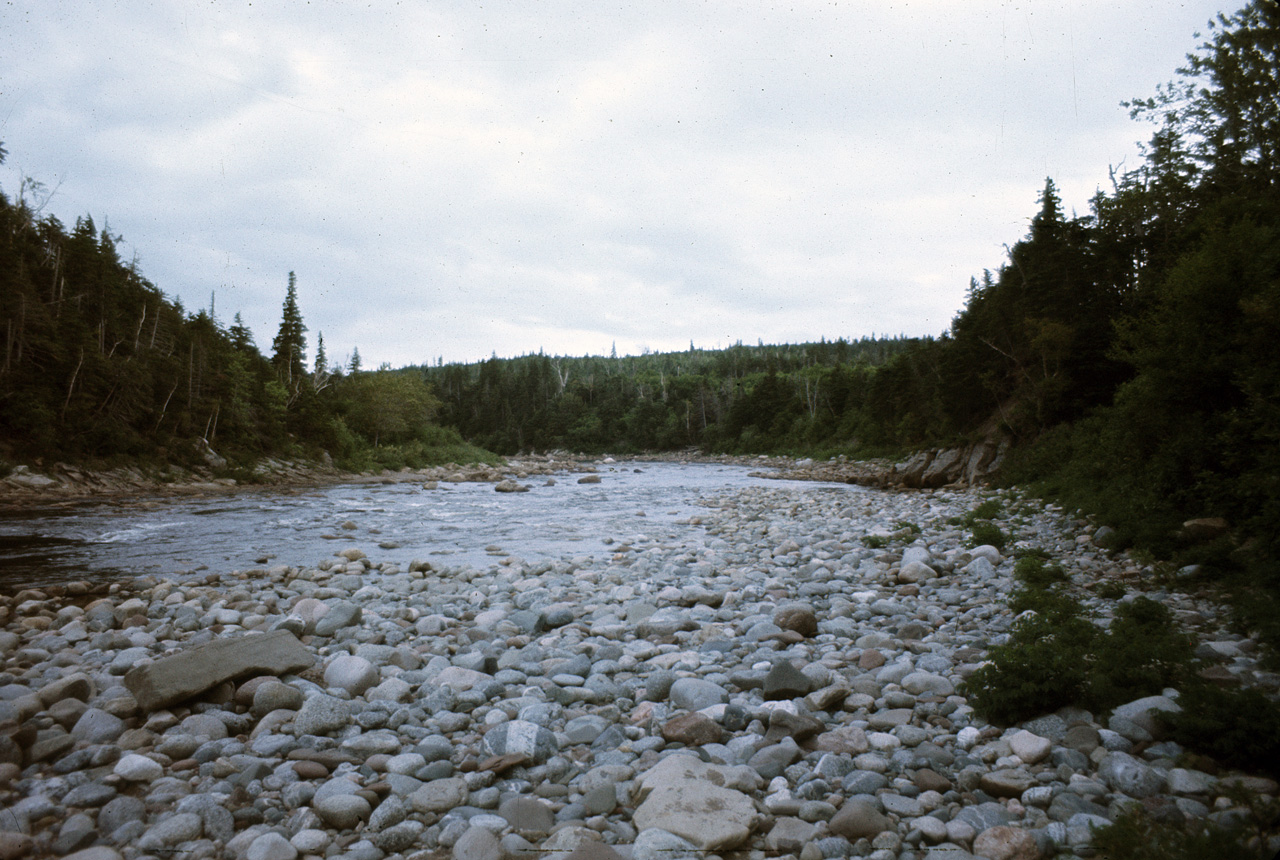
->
[1095,788,1280,860]
[336,425,502,472]
[966,560,1197,725]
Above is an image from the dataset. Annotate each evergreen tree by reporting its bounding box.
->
[313,332,327,376]
[270,271,307,403]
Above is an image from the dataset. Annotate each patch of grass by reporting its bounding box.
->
[965,498,1004,524]
[861,534,889,549]
[964,592,1099,725]
[894,520,922,534]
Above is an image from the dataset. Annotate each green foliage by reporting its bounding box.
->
[1007,581,1084,618]
[968,565,1198,724]
[1160,681,1280,778]
[965,592,1099,725]
[964,498,1004,524]
[1086,598,1196,713]
[1095,581,1127,600]
[967,521,1008,550]
[1094,785,1280,860]
[0,169,488,471]
[894,520,922,534]
[420,338,931,457]
[1013,555,1067,589]
[271,271,307,402]
[861,534,889,549]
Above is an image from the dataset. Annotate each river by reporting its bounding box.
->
[0,461,860,589]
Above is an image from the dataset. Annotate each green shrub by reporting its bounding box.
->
[968,520,1009,550]
[1008,583,1082,619]
[968,581,1200,725]
[965,498,1004,524]
[862,534,888,549]
[894,520,922,534]
[965,593,1099,724]
[1095,581,1127,599]
[1160,682,1280,778]
[1014,556,1068,589]
[1093,795,1278,860]
[1084,597,1196,713]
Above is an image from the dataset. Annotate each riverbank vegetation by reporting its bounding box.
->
[0,177,493,475]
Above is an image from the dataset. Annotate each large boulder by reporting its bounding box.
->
[124,630,314,712]
[632,755,761,850]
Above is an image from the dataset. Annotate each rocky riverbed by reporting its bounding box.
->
[1,470,1277,860]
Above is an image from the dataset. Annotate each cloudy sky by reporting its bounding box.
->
[1,0,1225,368]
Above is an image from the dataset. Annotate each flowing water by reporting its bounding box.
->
[0,461,860,589]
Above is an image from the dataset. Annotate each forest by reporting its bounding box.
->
[1,3,1277,616]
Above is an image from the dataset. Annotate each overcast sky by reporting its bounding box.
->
[1,0,1226,368]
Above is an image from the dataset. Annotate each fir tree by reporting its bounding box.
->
[271,271,307,401]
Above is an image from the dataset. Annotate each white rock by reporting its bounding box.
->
[114,753,164,782]
[247,832,298,860]
[1009,729,1052,764]
[323,655,379,697]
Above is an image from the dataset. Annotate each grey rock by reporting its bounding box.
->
[246,832,298,860]
[324,655,379,696]
[123,629,313,711]
[69,708,124,745]
[1110,695,1180,737]
[482,719,559,764]
[632,829,700,860]
[138,813,203,849]
[62,782,118,808]
[293,694,350,736]
[410,777,470,813]
[453,825,503,860]
[764,661,814,700]
[313,794,372,829]
[829,796,890,840]
[1099,751,1166,798]
[374,820,425,853]
[669,677,727,711]
[97,796,146,835]
[314,602,363,636]
[500,796,556,834]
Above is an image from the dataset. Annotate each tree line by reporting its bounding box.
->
[0,167,483,472]
[418,336,923,455]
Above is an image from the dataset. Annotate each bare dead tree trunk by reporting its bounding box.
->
[155,379,180,431]
[62,348,84,419]
[134,304,147,351]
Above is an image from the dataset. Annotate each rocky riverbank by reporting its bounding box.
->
[0,455,607,506]
[2,475,1277,860]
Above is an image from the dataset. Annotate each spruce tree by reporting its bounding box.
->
[271,271,307,398]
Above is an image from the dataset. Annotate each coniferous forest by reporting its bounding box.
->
[2,3,1278,619]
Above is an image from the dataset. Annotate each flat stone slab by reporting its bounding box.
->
[632,754,762,850]
[124,630,314,711]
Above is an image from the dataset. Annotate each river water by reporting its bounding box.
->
[0,462,860,589]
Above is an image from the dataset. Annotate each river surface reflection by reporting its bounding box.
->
[0,462,859,588]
